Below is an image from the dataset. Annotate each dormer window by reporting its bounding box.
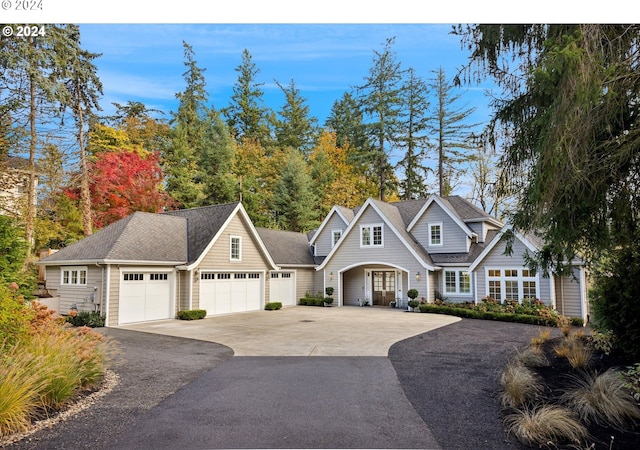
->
[361,224,383,248]
[429,223,442,246]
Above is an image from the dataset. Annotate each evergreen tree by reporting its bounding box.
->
[456,24,640,359]
[357,37,403,201]
[0,24,76,251]
[58,25,103,237]
[271,148,318,232]
[164,42,235,208]
[222,49,272,147]
[397,67,431,200]
[429,67,479,196]
[325,91,372,172]
[274,79,319,157]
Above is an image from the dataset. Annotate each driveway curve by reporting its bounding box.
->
[4,308,551,449]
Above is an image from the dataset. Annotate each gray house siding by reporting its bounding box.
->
[412,202,469,253]
[554,267,589,321]
[45,265,103,315]
[314,213,348,257]
[322,206,426,306]
[475,237,553,305]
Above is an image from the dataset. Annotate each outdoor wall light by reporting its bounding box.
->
[330,272,334,281]
[415,271,421,281]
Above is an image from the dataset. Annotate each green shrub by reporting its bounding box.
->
[177,309,206,320]
[623,363,640,403]
[590,246,640,361]
[0,284,33,347]
[570,317,585,327]
[417,304,559,327]
[407,288,419,300]
[325,286,334,297]
[323,297,334,305]
[65,310,106,328]
[299,297,325,306]
[265,302,282,310]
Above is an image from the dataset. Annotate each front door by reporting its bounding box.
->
[372,271,395,306]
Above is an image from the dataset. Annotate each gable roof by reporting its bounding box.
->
[39,212,188,265]
[406,195,478,239]
[317,198,435,271]
[468,225,540,272]
[166,202,278,270]
[308,205,354,245]
[257,227,315,266]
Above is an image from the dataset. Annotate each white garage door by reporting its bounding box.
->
[270,272,295,306]
[119,271,173,324]
[200,272,262,316]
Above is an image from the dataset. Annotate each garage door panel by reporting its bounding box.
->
[119,272,172,324]
[200,272,262,316]
[270,272,295,306]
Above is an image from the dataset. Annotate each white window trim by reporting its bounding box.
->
[360,224,384,248]
[230,235,242,261]
[429,222,443,246]
[485,267,540,303]
[443,269,472,296]
[61,266,88,287]
[331,229,343,248]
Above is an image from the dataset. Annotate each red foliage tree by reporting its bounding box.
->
[88,150,176,228]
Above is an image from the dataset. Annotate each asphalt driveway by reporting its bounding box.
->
[4,308,555,449]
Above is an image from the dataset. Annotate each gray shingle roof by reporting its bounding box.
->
[429,230,501,265]
[256,227,315,266]
[163,202,240,265]
[40,212,188,264]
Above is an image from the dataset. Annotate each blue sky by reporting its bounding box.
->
[78,23,493,131]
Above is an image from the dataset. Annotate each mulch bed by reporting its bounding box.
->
[521,336,640,449]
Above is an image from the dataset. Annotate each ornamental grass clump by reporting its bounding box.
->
[503,405,589,448]
[500,362,544,409]
[561,369,640,429]
[515,345,550,368]
[0,297,113,438]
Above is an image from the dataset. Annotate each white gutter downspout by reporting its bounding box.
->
[188,269,194,311]
[104,265,111,327]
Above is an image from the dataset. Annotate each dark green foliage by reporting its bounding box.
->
[265,302,282,310]
[298,297,325,306]
[0,216,35,297]
[590,247,640,361]
[65,311,105,328]
[325,286,334,297]
[177,309,206,320]
[418,304,559,327]
[407,288,419,300]
[274,79,319,156]
[271,148,318,232]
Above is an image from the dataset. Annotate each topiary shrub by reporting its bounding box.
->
[177,309,206,320]
[265,302,282,310]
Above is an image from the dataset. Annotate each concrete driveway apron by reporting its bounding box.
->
[109,307,459,449]
[118,305,459,357]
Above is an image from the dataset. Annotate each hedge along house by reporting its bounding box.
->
[313,195,590,323]
[39,202,294,326]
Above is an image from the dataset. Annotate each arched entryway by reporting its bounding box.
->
[340,263,410,308]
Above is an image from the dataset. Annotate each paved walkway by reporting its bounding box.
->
[118,306,460,356]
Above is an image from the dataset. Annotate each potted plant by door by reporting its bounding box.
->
[324,286,334,307]
[407,289,419,311]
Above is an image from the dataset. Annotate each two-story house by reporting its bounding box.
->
[38,195,589,326]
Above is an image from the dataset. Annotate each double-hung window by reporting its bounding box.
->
[230,236,242,261]
[360,224,383,248]
[62,266,88,286]
[444,269,471,295]
[429,223,443,246]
